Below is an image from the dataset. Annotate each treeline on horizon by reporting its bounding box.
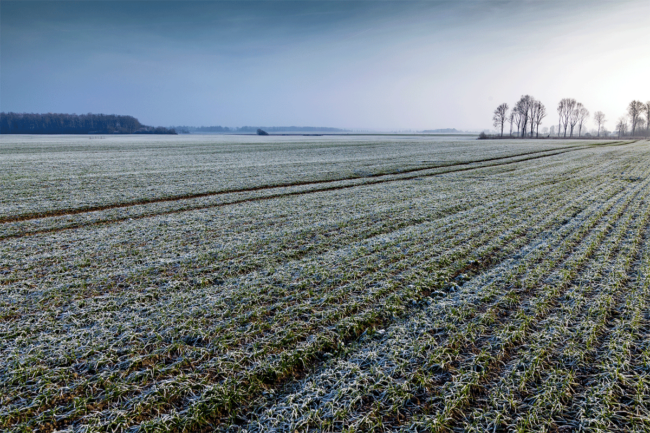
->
[173,125,348,133]
[491,97,650,139]
[421,128,463,133]
[0,113,177,135]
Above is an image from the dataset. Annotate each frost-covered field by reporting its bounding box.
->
[2,135,650,432]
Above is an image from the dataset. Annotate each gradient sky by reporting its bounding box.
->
[1,0,648,130]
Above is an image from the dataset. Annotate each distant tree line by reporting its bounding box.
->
[421,128,463,133]
[177,125,232,133]
[0,113,176,134]
[491,98,650,139]
[173,125,348,134]
[238,126,347,133]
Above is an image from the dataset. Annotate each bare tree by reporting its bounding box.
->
[528,96,539,138]
[533,100,547,138]
[515,98,526,137]
[557,98,576,137]
[617,117,628,138]
[515,95,534,137]
[568,103,581,137]
[528,98,538,137]
[628,100,643,136]
[513,109,522,137]
[492,103,509,137]
[508,111,515,137]
[593,111,606,137]
[576,104,589,137]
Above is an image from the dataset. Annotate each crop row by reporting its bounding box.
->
[1,143,627,299]
[0,143,592,237]
[459,172,650,432]
[2,144,619,329]
[240,146,650,431]
[1,136,583,218]
[71,157,650,426]
[0,139,645,432]
[0,172,593,430]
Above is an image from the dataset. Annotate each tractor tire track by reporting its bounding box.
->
[0,146,594,240]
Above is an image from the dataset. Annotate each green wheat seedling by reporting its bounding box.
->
[1,136,648,432]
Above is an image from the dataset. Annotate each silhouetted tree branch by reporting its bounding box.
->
[492,103,509,137]
[593,111,606,137]
[533,101,546,138]
[627,100,643,136]
[617,117,628,138]
[576,103,589,137]
[557,98,576,137]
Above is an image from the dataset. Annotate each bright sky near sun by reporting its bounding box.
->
[1,0,648,130]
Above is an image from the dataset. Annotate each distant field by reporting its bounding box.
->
[1,135,649,432]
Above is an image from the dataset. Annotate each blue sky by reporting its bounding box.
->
[1,0,648,130]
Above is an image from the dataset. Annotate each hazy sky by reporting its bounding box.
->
[1,0,648,130]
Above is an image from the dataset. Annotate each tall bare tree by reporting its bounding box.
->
[628,100,644,136]
[513,109,522,137]
[568,102,581,137]
[576,104,589,137]
[528,102,536,138]
[638,119,647,135]
[593,111,606,137]
[557,98,576,137]
[508,111,515,137]
[492,103,509,137]
[533,100,547,138]
[528,98,538,137]
[617,117,628,138]
[515,95,534,137]
[515,98,526,137]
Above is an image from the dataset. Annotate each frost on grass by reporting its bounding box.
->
[1,136,648,432]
